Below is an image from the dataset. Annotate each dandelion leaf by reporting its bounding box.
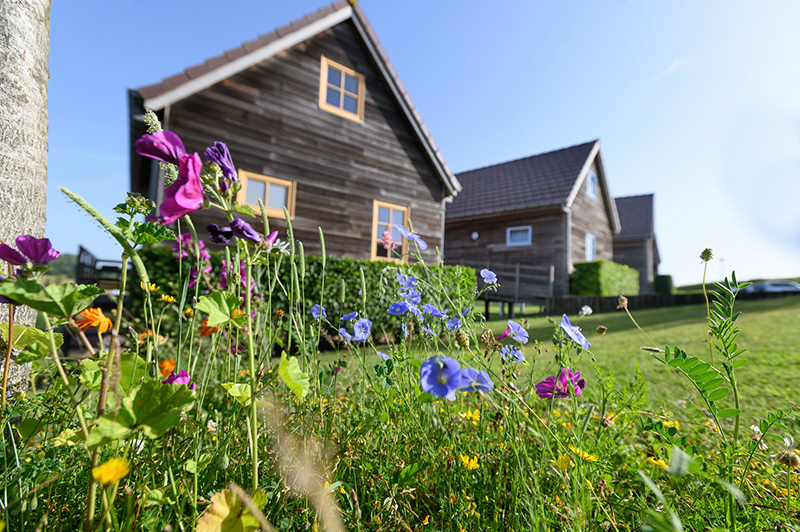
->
[278,353,309,401]
[196,489,261,532]
[196,293,244,327]
[0,279,103,317]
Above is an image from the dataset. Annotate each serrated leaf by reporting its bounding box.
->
[706,387,730,402]
[0,323,62,358]
[234,204,258,218]
[196,293,244,327]
[222,383,251,408]
[196,489,261,532]
[278,354,309,402]
[717,408,740,418]
[0,279,104,317]
[132,222,175,245]
[52,428,85,447]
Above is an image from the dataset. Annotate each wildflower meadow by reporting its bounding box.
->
[0,114,798,531]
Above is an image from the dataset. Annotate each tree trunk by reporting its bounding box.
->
[0,0,51,400]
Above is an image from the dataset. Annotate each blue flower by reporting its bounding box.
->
[402,323,409,338]
[460,306,471,317]
[401,287,422,305]
[480,269,497,285]
[422,304,447,319]
[353,318,372,342]
[500,345,526,363]
[420,356,462,401]
[338,328,352,342]
[340,311,358,322]
[388,301,411,315]
[446,317,461,331]
[395,226,428,251]
[396,273,418,289]
[459,368,494,393]
[421,325,435,335]
[312,304,326,320]
[507,320,529,344]
[560,314,591,350]
[377,351,390,360]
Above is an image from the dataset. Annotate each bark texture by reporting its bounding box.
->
[0,0,51,399]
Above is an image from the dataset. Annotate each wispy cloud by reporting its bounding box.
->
[656,58,683,78]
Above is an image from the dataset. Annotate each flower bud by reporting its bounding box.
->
[700,248,713,262]
[617,296,628,310]
[596,325,608,336]
[456,329,470,349]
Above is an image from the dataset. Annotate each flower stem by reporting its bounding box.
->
[1,302,13,407]
[702,260,713,365]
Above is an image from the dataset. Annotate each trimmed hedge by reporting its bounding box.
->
[129,245,476,343]
[654,274,675,295]
[571,260,639,296]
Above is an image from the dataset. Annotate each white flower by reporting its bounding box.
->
[128,439,145,455]
[207,419,218,434]
[580,305,593,316]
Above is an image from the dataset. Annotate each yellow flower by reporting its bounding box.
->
[158,294,176,303]
[459,408,480,426]
[550,455,574,471]
[663,420,680,430]
[183,308,194,317]
[568,444,598,462]
[422,515,430,525]
[75,308,113,333]
[92,458,130,485]
[459,453,480,471]
[140,282,159,292]
[647,456,669,469]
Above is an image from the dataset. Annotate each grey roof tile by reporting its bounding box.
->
[614,194,654,237]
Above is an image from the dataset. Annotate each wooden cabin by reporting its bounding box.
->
[444,140,621,298]
[128,1,460,263]
[613,194,660,294]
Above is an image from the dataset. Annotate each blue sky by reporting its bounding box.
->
[47,1,800,286]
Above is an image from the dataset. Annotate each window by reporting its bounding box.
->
[587,170,598,199]
[237,170,296,219]
[585,233,596,261]
[371,201,410,261]
[319,56,365,122]
[506,226,532,247]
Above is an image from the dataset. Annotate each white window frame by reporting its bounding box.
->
[587,170,598,199]
[506,226,532,247]
[585,233,596,261]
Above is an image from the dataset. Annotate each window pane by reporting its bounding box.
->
[391,226,402,242]
[509,229,529,242]
[378,206,390,224]
[375,242,388,258]
[326,87,340,107]
[327,67,341,88]
[344,74,359,94]
[391,209,404,226]
[245,180,266,206]
[343,94,358,114]
[267,183,288,211]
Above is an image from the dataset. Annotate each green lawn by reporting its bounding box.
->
[484,295,800,421]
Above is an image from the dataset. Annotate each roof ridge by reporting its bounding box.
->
[456,139,599,176]
[615,193,654,200]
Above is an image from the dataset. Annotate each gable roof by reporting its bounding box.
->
[132,1,460,197]
[447,140,620,232]
[614,194,655,238]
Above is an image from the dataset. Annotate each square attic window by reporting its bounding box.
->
[319,56,365,123]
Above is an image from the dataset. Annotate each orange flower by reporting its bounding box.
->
[199,318,219,337]
[159,358,176,378]
[75,308,112,333]
[138,329,166,347]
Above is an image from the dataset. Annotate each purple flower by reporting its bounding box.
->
[395,226,428,251]
[496,326,511,342]
[535,368,585,400]
[560,314,591,350]
[480,269,497,285]
[312,304,326,320]
[204,142,237,182]
[230,218,261,243]
[173,233,206,259]
[459,368,494,393]
[500,345,525,363]
[135,131,186,166]
[0,244,26,266]
[265,231,278,250]
[420,356,462,401]
[422,304,447,319]
[162,369,197,391]
[220,259,254,291]
[353,318,372,342]
[446,318,461,331]
[0,236,60,266]
[158,153,205,225]
[188,263,212,290]
[340,311,358,322]
[377,351,390,360]
[507,320,529,344]
[339,328,352,342]
[207,224,233,244]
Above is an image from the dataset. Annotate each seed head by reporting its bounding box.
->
[700,248,714,262]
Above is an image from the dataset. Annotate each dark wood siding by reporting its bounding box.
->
[614,237,654,294]
[570,161,614,266]
[164,20,445,261]
[444,209,570,296]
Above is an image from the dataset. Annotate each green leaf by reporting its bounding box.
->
[79,359,103,391]
[196,489,261,532]
[186,453,212,474]
[706,388,730,402]
[222,383,252,407]
[680,357,700,371]
[196,293,244,327]
[0,323,62,359]
[234,204,258,218]
[687,362,711,377]
[143,488,169,507]
[718,479,746,503]
[52,428,85,447]
[396,462,429,486]
[717,408,741,418]
[666,358,685,368]
[380,411,389,424]
[0,279,104,317]
[693,370,718,383]
[731,358,748,369]
[701,377,725,391]
[665,446,693,477]
[16,418,45,440]
[132,221,175,245]
[278,354,309,402]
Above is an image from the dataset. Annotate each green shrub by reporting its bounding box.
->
[571,260,639,296]
[654,274,675,294]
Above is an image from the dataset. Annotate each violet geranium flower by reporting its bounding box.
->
[134,131,186,166]
[0,235,59,265]
[395,226,428,251]
[162,369,197,391]
[535,368,585,400]
[230,218,261,243]
[420,356,462,401]
[158,153,205,225]
[560,314,591,350]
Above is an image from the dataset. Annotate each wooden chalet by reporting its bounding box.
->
[128,1,460,263]
[613,194,660,294]
[444,140,621,299]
